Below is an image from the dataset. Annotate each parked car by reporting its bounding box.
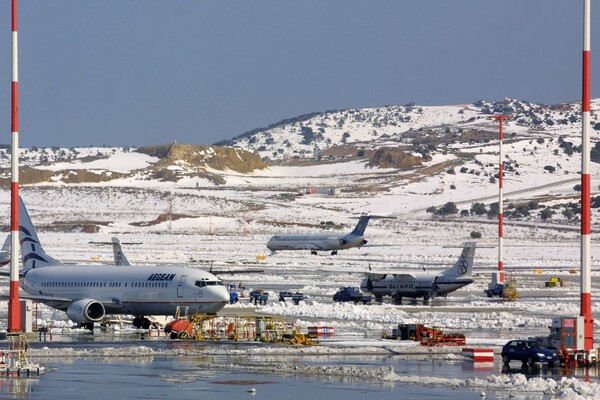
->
[501,340,558,366]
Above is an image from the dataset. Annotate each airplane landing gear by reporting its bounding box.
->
[311,250,318,255]
[423,295,430,305]
[133,316,152,329]
[331,250,338,256]
[392,293,402,305]
[79,322,94,331]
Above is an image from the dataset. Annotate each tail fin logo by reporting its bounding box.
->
[20,226,50,268]
[458,259,468,275]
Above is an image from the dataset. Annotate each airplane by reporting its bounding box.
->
[266,216,371,255]
[110,236,264,276]
[0,235,10,266]
[11,196,231,330]
[360,241,476,304]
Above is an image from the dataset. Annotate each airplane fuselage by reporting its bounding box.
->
[266,233,365,251]
[360,274,474,299]
[21,265,230,316]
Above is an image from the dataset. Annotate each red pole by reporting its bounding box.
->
[580,0,593,351]
[490,115,510,284]
[8,0,21,332]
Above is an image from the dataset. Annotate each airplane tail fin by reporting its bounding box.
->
[350,216,372,236]
[111,237,131,266]
[19,197,63,269]
[440,241,476,279]
[1,235,10,253]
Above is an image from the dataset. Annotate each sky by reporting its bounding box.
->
[0,1,594,148]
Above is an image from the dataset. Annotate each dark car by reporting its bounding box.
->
[501,340,558,366]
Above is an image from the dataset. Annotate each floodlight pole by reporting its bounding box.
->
[8,0,21,332]
[490,115,509,284]
[580,0,593,351]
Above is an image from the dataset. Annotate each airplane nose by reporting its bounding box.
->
[216,286,230,303]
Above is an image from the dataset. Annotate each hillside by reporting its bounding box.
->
[0,98,598,236]
[222,98,600,162]
[0,144,266,186]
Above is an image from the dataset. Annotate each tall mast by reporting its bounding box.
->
[490,115,509,284]
[8,0,21,332]
[580,0,593,351]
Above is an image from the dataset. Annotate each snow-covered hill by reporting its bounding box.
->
[223,98,600,161]
[0,98,597,234]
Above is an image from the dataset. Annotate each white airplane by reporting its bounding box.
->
[0,235,10,266]
[110,236,264,275]
[266,216,371,255]
[360,242,476,304]
[13,197,230,329]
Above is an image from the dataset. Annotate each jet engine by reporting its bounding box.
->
[66,298,106,323]
[326,237,345,247]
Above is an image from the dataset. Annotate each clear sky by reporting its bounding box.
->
[0,1,594,148]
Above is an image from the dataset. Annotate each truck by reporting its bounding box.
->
[333,287,372,304]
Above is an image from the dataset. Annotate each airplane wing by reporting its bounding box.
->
[0,267,24,277]
[0,291,124,313]
[209,268,265,275]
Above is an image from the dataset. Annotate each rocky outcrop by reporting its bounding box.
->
[136,144,266,173]
[367,147,431,170]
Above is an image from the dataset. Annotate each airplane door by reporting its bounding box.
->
[177,275,187,298]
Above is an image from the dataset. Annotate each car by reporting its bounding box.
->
[501,340,559,367]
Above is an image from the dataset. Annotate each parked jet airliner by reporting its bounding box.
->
[360,242,476,304]
[15,197,230,329]
[266,216,371,255]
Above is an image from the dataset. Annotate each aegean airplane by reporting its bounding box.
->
[360,242,476,304]
[266,216,371,255]
[13,197,230,329]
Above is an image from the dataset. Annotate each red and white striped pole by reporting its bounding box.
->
[8,0,21,332]
[490,115,509,284]
[580,0,593,351]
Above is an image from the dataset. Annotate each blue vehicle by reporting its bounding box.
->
[333,287,372,304]
[501,340,558,366]
[278,291,305,305]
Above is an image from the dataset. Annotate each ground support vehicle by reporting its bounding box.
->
[278,291,305,305]
[333,287,371,304]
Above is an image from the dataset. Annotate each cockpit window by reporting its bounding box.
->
[195,280,223,287]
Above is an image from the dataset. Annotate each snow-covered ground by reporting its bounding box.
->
[0,139,599,397]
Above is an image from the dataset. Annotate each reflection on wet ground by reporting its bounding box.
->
[1,335,598,399]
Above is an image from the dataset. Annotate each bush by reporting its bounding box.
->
[470,202,487,216]
[436,202,458,216]
[540,207,554,221]
[470,231,482,239]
